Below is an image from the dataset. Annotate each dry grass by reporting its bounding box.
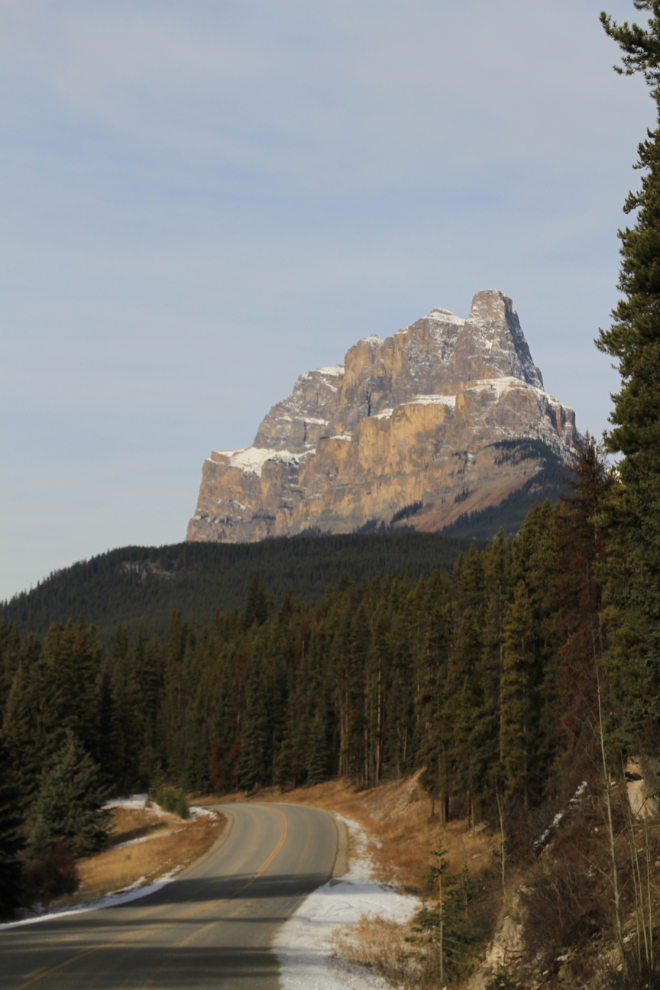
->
[59,804,226,906]
[332,915,424,988]
[107,806,170,846]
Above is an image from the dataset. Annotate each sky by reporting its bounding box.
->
[0,0,655,602]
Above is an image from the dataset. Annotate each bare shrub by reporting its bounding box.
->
[21,841,79,904]
[519,800,612,972]
[332,915,422,987]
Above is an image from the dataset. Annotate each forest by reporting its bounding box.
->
[0,442,612,810]
[0,440,633,879]
[0,531,482,647]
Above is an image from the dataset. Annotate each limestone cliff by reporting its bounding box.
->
[186,290,578,543]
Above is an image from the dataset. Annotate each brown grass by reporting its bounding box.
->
[58,804,226,906]
[332,915,423,988]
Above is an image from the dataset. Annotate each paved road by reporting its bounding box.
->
[0,803,339,990]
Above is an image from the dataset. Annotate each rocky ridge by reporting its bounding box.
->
[186,290,579,543]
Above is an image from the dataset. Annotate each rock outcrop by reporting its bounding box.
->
[186,290,579,543]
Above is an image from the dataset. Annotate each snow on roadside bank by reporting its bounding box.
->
[0,799,217,931]
[274,814,420,990]
[0,867,181,931]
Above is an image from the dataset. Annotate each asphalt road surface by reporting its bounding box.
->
[1,803,340,990]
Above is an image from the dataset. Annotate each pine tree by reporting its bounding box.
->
[443,607,483,823]
[499,580,535,805]
[598,3,660,730]
[27,732,111,858]
[92,661,115,783]
[549,436,612,795]
[408,842,475,986]
[2,658,65,814]
[0,737,24,917]
[306,710,330,784]
[237,644,272,792]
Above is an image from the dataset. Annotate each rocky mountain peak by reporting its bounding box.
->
[187,290,578,544]
[464,289,544,389]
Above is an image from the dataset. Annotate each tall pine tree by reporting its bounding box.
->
[599,2,660,731]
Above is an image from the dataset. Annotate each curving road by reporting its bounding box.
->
[0,803,340,990]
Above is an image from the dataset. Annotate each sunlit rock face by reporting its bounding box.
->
[186,290,578,543]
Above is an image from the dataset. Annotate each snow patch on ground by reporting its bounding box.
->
[274,814,420,990]
[535,781,588,849]
[0,868,181,931]
[104,794,150,810]
[210,446,301,476]
[410,393,456,407]
[316,365,345,377]
[427,307,465,326]
[466,376,566,409]
[0,798,217,931]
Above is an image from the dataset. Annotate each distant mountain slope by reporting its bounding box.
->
[1,532,484,646]
[440,438,569,539]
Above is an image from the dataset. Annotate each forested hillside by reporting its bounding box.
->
[0,532,481,647]
[0,441,614,812]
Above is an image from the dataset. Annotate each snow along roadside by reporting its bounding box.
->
[0,867,181,931]
[0,799,217,932]
[273,814,420,990]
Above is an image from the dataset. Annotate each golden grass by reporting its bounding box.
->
[106,806,170,846]
[332,915,423,988]
[66,805,226,904]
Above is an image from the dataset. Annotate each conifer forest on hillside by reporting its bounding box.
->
[0,531,483,647]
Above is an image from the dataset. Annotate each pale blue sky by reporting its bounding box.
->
[0,0,653,601]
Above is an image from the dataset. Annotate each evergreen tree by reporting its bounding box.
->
[408,842,475,986]
[2,658,65,814]
[26,732,111,859]
[443,607,483,822]
[549,437,612,794]
[306,710,330,785]
[92,661,115,783]
[0,737,24,917]
[237,645,272,792]
[243,578,270,630]
[598,3,660,730]
[499,580,535,805]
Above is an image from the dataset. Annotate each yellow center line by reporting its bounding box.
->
[182,807,288,918]
[14,808,288,990]
[141,900,262,988]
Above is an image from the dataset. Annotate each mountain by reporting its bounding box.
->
[1,532,481,646]
[187,289,578,543]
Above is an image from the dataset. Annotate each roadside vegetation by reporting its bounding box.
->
[74,802,224,905]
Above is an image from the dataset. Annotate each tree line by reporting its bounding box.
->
[0,438,623,830]
[0,531,482,648]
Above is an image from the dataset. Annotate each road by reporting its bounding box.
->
[0,803,340,990]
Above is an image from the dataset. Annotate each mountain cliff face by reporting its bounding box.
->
[186,290,579,543]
